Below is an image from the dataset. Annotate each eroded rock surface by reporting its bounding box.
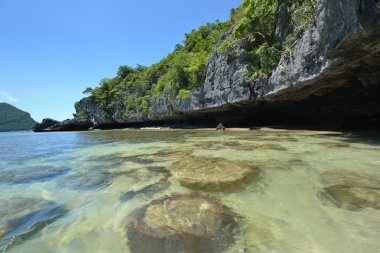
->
[125,194,236,253]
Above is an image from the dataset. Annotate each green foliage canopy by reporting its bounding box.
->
[84,20,230,116]
[78,0,317,117]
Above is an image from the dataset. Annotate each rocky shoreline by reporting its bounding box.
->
[34,0,380,132]
[33,118,93,132]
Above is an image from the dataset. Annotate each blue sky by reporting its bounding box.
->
[0,0,241,122]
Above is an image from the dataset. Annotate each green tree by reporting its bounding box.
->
[82,87,93,94]
[117,65,135,79]
[76,0,317,119]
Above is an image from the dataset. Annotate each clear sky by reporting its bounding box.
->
[0,0,241,122]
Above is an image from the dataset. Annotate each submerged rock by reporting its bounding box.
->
[111,165,171,181]
[120,177,171,202]
[0,198,67,244]
[286,159,309,168]
[125,194,236,253]
[121,149,259,193]
[321,171,380,189]
[194,141,287,151]
[0,166,68,184]
[59,171,113,190]
[193,141,244,150]
[171,157,259,192]
[124,148,195,167]
[126,156,155,165]
[122,146,261,193]
[255,159,288,170]
[253,144,288,151]
[319,143,351,148]
[320,171,380,210]
[321,185,380,211]
[224,141,243,147]
[232,143,288,151]
[153,148,194,160]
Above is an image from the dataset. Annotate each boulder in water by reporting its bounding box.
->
[125,194,236,253]
[171,157,259,192]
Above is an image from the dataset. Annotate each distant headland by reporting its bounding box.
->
[0,103,36,132]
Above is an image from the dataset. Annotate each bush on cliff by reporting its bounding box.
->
[83,20,229,116]
[77,0,316,118]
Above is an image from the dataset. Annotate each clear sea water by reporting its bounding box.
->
[0,129,379,253]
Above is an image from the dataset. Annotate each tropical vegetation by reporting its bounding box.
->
[79,0,316,117]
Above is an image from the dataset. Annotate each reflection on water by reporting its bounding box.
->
[0,129,380,253]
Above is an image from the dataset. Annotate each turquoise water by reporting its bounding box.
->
[0,129,379,253]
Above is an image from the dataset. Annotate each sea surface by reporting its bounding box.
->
[0,129,379,253]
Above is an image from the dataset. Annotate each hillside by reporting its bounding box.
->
[0,103,37,131]
[56,0,379,130]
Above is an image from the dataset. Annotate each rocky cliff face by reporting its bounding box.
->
[74,0,380,130]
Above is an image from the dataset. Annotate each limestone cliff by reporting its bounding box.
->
[73,0,380,130]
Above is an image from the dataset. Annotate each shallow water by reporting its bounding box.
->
[0,129,379,253]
